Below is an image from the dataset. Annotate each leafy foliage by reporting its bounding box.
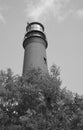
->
[0,66,83,130]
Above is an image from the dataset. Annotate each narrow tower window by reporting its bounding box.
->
[44,57,47,65]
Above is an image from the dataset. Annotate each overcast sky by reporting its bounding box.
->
[0,0,83,95]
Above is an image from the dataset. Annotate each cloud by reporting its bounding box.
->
[56,9,73,22]
[57,8,83,22]
[0,13,5,24]
[76,9,83,19]
[25,0,71,22]
[0,1,6,24]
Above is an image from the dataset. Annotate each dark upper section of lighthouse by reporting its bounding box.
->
[23,22,48,49]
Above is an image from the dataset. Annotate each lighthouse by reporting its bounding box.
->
[22,22,48,74]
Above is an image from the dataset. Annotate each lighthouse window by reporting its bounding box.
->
[44,57,47,65]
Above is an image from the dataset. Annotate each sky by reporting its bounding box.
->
[0,0,83,95]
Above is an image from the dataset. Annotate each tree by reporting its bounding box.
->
[0,66,83,130]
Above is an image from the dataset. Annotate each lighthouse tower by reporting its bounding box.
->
[22,22,48,74]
